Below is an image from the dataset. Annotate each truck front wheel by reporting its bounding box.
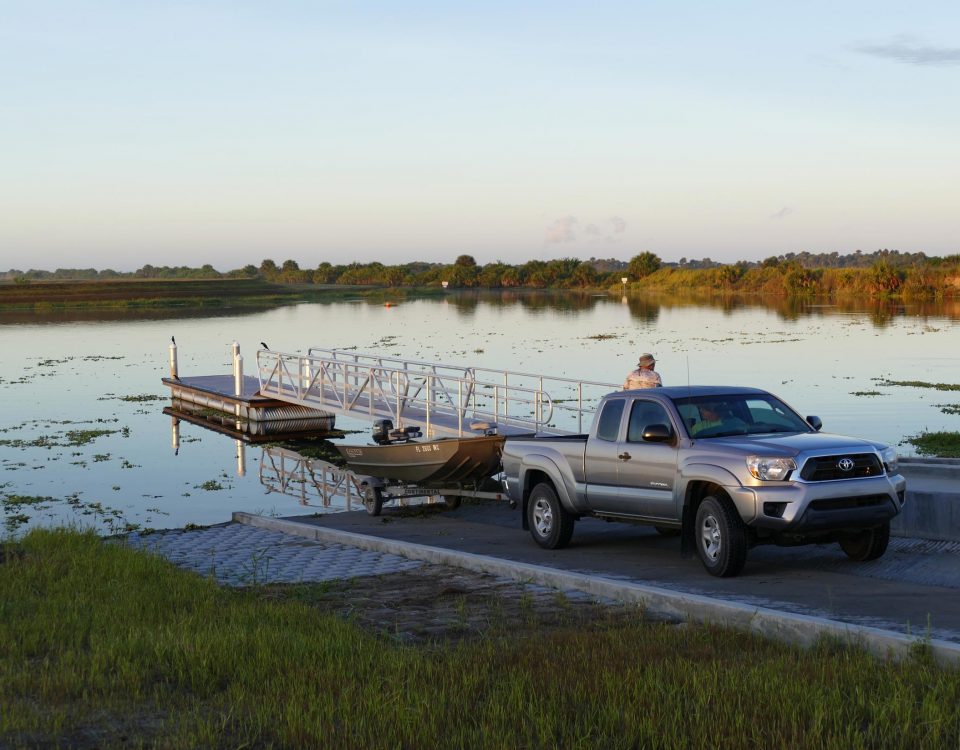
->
[839,522,890,562]
[694,495,748,577]
[528,482,575,550]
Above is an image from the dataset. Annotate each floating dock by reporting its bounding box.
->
[162,341,335,437]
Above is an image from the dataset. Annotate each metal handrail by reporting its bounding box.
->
[306,347,617,433]
[258,349,564,435]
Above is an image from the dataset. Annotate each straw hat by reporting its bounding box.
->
[637,353,656,367]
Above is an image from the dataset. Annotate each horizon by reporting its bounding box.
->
[2,2,958,272]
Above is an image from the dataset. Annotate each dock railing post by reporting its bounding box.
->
[169,341,178,379]
[426,374,432,437]
[231,341,240,381]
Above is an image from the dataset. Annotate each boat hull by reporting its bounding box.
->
[336,435,505,484]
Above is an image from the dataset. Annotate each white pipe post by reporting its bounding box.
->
[171,416,180,455]
[234,354,244,417]
[169,341,178,378]
[231,340,240,379]
[236,439,246,477]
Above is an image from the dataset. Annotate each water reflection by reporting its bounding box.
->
[4,289,958,327]
[259,445,367,513]
[164,401,341,442]
[0,303,291,326]
[436,290,960,327]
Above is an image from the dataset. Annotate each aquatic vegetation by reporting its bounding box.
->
[876,378,960,392]
[65,429,116,445]
[906,431,960,458]
[851,391,883,397]
[197,480,225,491]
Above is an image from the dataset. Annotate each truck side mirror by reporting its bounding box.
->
[642,424,674,443]
[806,416,822,431]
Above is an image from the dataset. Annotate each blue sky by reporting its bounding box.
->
[2,1,958,271]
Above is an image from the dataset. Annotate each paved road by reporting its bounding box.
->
[282,499,960,644]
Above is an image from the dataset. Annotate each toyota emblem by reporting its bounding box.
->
[837,457,855,472]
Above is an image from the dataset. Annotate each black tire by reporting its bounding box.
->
[363,485,384,516]
[654,525,681,537]
[527,482,575,550]
[839,522,890,562]
[694,495,748,577]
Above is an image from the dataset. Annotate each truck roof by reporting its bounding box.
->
[619,385,770,399]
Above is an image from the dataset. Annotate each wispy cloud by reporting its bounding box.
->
[544,216,578,244]
[770,207,794,220]
[854,35,960,66]
[545,214,627,244]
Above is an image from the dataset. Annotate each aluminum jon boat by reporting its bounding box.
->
[335,433,506,484]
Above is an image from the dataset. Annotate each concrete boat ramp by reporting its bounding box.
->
[126,463,960,666]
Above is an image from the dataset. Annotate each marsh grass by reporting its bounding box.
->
[2,529,960,748]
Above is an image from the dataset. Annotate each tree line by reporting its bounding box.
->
[3,248,958,299]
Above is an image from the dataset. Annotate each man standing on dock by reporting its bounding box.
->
[623,353,662,389]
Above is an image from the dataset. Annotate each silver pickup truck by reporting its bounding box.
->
[501,386,906,577]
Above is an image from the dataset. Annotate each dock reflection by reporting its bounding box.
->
[258,445,366,512]
[165,402,441,513]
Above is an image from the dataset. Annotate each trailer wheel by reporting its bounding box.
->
[839,522,890,562]
[441,495,462,510]
[528,482,575,550]
[363,485,384,517]
[694,495,748,577]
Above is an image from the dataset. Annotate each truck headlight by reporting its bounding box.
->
[880,446,899,474]
[746,456,797,481]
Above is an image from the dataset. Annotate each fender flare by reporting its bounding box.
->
[678,463,745,558]
[518,454,579,529]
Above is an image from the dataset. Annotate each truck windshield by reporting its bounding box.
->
[672,394,812,439]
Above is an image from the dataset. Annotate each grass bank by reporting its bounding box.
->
[0,278,404,312]
[2,529,959,748]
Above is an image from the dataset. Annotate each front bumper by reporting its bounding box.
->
[728,473,906,532]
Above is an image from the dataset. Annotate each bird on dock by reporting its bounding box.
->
[261,341,269,350]
[171,335,176,345]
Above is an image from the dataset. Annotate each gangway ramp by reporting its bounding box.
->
[256,348,618,437]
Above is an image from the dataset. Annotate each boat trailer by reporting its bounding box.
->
[357,474,514,517]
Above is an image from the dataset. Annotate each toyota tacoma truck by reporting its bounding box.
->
[501,386,906,577]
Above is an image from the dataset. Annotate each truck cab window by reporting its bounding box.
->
[627,401,671,442]
[595,399,625,442]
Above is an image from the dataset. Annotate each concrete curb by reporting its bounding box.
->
[234,512,960,666]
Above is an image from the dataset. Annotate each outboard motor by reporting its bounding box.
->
[371,419,394,445]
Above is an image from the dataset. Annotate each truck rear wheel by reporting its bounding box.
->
[839,522,890,561]
[528,482,575,550]
[694,495,748,577]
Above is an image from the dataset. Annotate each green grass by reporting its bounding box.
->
[906,431,960,458]
[2,529,959,748]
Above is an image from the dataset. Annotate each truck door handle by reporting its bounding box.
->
[618,452,631,460]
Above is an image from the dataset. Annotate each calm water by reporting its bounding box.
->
[2,292,959,536]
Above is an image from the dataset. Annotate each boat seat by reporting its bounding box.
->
[470,421,498,435]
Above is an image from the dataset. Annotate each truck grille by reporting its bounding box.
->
[799,454,883,481]
[809,495,889,511]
